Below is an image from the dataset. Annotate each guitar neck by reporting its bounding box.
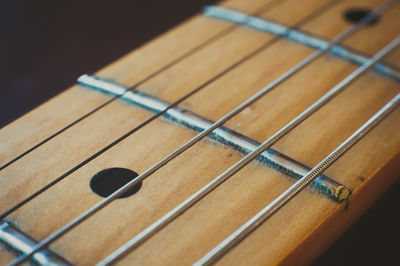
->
[0,0,399,265]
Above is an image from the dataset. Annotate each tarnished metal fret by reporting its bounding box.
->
[195,92,400,265]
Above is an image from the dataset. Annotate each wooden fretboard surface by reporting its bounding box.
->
[0,0,399,265]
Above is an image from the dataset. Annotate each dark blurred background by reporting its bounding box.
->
[0,0,398,265]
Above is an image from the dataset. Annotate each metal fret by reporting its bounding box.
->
[79,74,350,202]
[204,4,400,81]
[0,221,71,266]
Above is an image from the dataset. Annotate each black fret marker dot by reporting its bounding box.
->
[90,168,142,198]
[344,8,379,26]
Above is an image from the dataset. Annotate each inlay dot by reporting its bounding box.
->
[344,8,380,26]
[90,168,142,198]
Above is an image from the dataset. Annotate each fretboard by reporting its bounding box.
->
[0,0,399,265]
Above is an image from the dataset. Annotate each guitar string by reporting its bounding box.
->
[195,54,400,266]
[98,6,399,265]
[8,1,393,264]
[0,0,340,221]
[0,0,284,172]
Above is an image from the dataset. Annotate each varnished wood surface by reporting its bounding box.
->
[0,0,399,265]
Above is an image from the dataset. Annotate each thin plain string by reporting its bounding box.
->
[195,63,400,266]
[0,0,283,172]
[97,6,398,265]
[0,0,339,221]
[8,0,392,264]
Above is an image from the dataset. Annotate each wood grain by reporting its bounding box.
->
[0,0,399,264]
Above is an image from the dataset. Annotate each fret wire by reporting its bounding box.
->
[98,15,399,266]
[196,85,400,266]
[0,0,303,221]
[0,1,284,172]
[205,5,400,81]
[11,1,394,265]
[6,1,350,264]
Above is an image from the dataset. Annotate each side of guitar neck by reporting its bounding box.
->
[0,0,399,265]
